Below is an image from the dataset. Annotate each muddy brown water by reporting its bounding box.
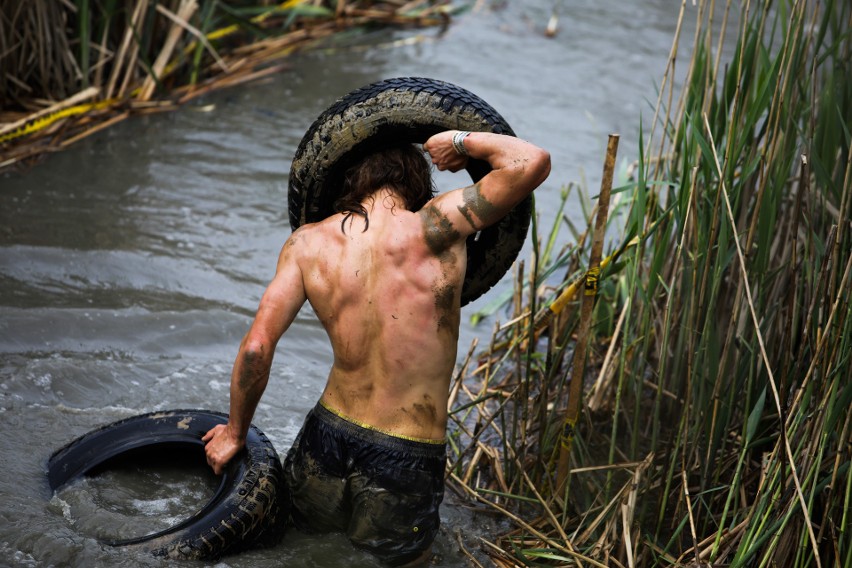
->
[0,2,733,566]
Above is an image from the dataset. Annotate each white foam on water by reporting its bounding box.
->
[50,495,75,526]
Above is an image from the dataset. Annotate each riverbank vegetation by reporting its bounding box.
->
[447,1,851,566]
[0,0,461,171]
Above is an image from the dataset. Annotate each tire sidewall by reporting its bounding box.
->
[288,77,531,305]
[47,410,286,560]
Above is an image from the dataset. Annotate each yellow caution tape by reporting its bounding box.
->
[584,266,600,296]
[560,421,575,449]
[207,0,306,41]
[1,1,305,146]
[0,99,114,145]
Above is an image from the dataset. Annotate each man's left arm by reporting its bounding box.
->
[203,232,308,474]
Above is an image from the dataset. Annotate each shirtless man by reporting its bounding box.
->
[203,130,550,565]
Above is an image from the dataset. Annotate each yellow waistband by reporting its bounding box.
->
[318,399,446,445]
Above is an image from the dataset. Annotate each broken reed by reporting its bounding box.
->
[446,0,851,566]
[0,0,459,169]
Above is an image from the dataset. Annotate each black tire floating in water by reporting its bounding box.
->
[47,410,287,560]
[288,76,531,306]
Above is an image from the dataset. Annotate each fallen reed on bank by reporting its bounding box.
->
[447,1,851,566]
[0,0,460,171]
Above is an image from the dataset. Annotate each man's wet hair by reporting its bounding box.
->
[334,143,435,233]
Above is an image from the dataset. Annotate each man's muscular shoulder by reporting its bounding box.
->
[286,218,337,248]
[279,223,321,267]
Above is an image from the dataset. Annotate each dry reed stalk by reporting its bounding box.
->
[573,471,634,547]
[506,448,576,554]
[0,0,77,104]
[786,246,852,425]
[702,111,823,567]
[461,445,485,486]
[656,0,711,181]
[105,0,148,100]
[344,8,443,26]
[140,0,198,101]
[681,470,700,564]
[455,529,487,568]
[398,0,430,12]
[486,445,510,496]
[477,538,516,567]
[555,134,619,494]
[230,25,329,57]
[92,9,113,90]
[647,0,687,179]
[156,1,227,73]
[2,2,460,171]
[448,338,478,412]
[830,143,852,297]
[176,63,290,104]
[672,518,748,563]
[450,469,594,562]
[586,290,629,413]
[819,407,852,546]
[59,110,130,148]
[445,384,517,486]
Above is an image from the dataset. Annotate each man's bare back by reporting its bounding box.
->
[202,128,549,564]
[292,193,465,441]
[204,130,549,470]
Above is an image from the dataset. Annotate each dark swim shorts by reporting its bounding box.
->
[283,401,447,566]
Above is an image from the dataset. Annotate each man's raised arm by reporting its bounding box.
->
[422,131,550,243]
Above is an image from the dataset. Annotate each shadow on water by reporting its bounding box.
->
[0,1,731,565]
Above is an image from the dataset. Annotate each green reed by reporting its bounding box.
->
[447,1,851,566]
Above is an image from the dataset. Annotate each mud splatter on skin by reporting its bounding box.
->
[349,384,373,402]
[238,347,267,391]
[419,204,462,332]
[284,229,304,251]
[456,182,500,230]
[419,204,460,256]
[433,281,458,332]
[401,395,438,428]
[413,394,438,423]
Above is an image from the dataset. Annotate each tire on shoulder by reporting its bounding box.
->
[288,76,531,306]
[47,409,287,560]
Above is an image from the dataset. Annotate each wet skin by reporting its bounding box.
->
[203,130,550,476]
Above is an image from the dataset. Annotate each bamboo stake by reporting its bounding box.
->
[555,134,619,495]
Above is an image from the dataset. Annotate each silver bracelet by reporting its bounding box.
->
[452,131,471,156]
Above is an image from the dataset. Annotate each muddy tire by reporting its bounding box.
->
[288,77,531,306]
[47,410,287,560]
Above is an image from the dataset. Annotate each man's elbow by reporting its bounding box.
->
[240,334,273,366]
[531,148,551,187]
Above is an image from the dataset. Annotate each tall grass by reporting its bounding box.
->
[0,0,461,168]
[448,1,851,566]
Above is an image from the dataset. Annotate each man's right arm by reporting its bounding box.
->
[421,131,550,246]
[203,230,309,474]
